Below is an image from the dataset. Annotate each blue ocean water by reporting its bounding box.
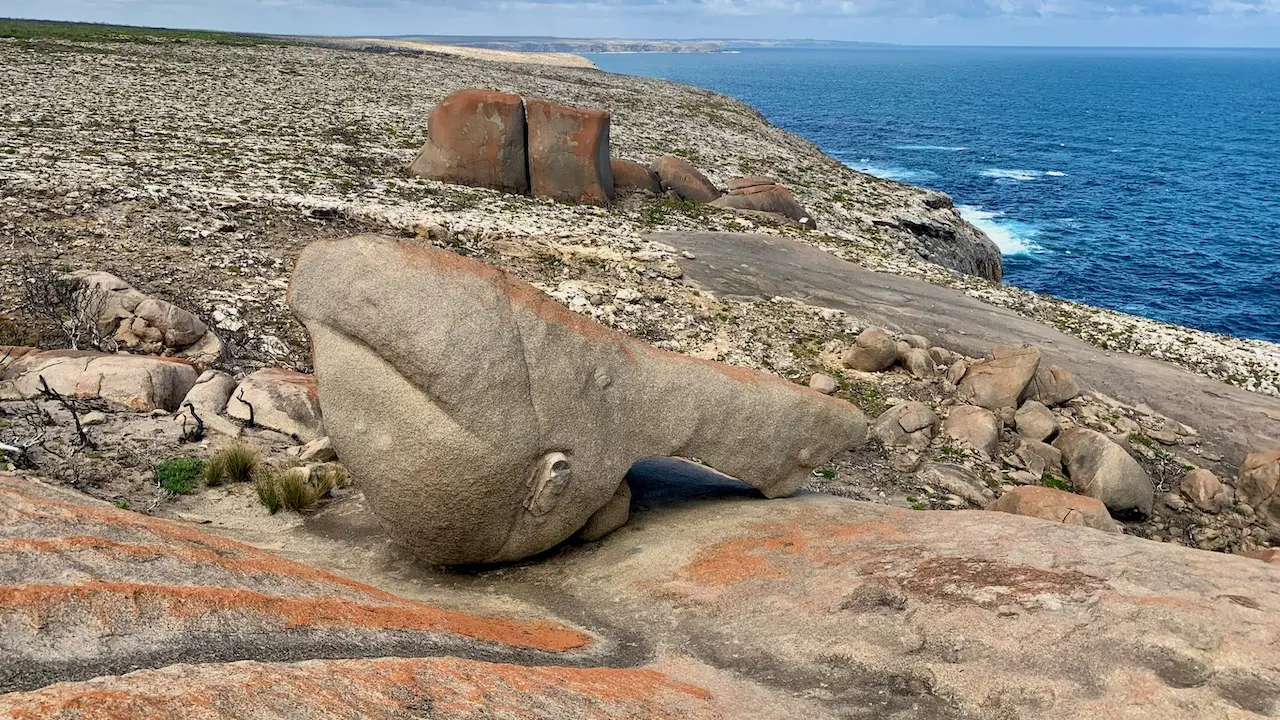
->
[589,48,1280,343]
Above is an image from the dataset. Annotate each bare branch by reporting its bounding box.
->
[37,375,96,450]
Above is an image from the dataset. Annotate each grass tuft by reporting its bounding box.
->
[254,464,345,515]
[203,441,260,486]
[155,457,205,495]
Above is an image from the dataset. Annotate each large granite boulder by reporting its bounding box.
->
[841,327,898,372]
[711,181,817,229]
[871,401,939,452]
[526,99,614,206]
[611,158,662,194]
[942,404,1000,458]
[1240,449,1280,528]
[988,485,1118,533]
[1054,427,1155,517]
[225,368,325,442]
[1,349,197,412]
[408,89,529,195]
[958,344,1042,411]
[1023,363,1081,406]
[650,155,720,203]
[288,235,868,566]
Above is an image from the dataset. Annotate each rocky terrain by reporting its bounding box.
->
[2,23,1280,718]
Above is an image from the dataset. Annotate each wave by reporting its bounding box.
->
[981,168,1067,181]
[893,145,968,152]
[845,161,938,184]
[958,206,1043,256]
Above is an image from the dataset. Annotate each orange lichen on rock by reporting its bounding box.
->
[0,657,723,720]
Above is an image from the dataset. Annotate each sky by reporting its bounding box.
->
[8,0,1280,47]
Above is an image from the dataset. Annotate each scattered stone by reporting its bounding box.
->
[1148,427,1179,446]
[842,328,898,372]
[945,358,969,385]
[918,462,987,506]
[1022,364,1081,406]
[288,235,868,565]
[900,348,937,379]
[298,436,339,464]
[408,89,529,195]
[80,411,107,427]
[650,155,720,203]
[610,158,661,194]
[1015,401,1059,442]
[957,345,1041,411]
[942,405,1000,458]
[808,373,839,395]
[928,346,955,366]
[725,176,775,191]
[871,401,939,452]
[525,98,614,206]
[1180,469,1227,513]
[1239,450,1280,529]
[987,486,1118,533]
[1054,427,1155,517]
[226,368,325,442]
[3,350,197,412]
[902,335,929,349]
[1013,438,1064,479]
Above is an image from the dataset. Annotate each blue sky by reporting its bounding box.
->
[9,0,1280,46]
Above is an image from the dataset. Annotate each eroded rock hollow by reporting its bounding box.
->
[289,235,868,565]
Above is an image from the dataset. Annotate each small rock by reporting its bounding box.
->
[1180,469,1226,513]
[1022,364,1081,406]
[902,335,929,350]
[928,347,955,366]
[872,402,939,452]
[942,405,1000,459]
[1015,401,1059,442]
[1149,428,1179,446]
[945,359,969,386]
[918,463,987,507]
[987,486,1118,533]
[809,374,839,395]
[900,348,937,379]
[843,328,898,373]
[81,411,107,426]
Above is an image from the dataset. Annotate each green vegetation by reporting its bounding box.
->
[114,500,131,510]
[906,496,927,511]
[254,464,347,515]
[813,467,837,480]
[155,457,205,495]
[839,379,890,418]
[202,442,261,487]
[1042,473,1071,492]
[637,197,710,228]
[0,18,288,45]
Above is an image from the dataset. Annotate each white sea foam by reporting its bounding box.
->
[958,206,1043,256]
[893,145,968,152]
[980,168,1067,181]
[845,161,937,184]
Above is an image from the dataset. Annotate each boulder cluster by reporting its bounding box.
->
[410,89,816,228]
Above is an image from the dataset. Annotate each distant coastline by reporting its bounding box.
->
[382,36,894,54]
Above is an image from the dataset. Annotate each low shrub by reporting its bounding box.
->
[203,442,260,486]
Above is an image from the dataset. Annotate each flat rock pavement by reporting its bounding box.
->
[653,231,1280,465]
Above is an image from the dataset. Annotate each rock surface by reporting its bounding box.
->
[1240,450,1280,529]
[1015,400,1058,442]
[842,328,898,372]
[408,89,529,195]
[1024,363,1081,406]
[942,405,1000,458]
[872,401,939,452]
[2,349,197,412]
[711,182,816,229]
[650,155,721,203]
[225,368,325,441]
[610,157,661,194]
[988,486,1118,533]
[1055,427,1155,517]
[958,345,1042,411]
[1182,468,1228,513]
[288,235,868,565]
[525,98,614,206]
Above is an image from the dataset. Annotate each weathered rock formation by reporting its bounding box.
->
[1,348,197,412]
[1240,449,1280,528]
[712,179,816,229]
[610,157,661,194]
[408,89,529,195]
[957,344,1042,411]
[1055,427,1155,517]
[226,368,325,442]
[988,485,1118,533]
[525,98,614,206]
[842,327,898,372]
[650,155,721,203]
[288,235,868,565]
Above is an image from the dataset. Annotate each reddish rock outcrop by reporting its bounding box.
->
[611,157,662,194]
[526,99,615,205]
[650,155,721,203]
[987,485,1118,532]
[408,89,529,195]
[712,180,817,229]
[225,368,325,441]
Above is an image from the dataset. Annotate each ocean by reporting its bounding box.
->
[588,47,1280,344]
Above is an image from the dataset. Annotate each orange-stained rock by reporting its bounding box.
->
[1,349,197,412]
[1246,548,1280,565]
[225,367,325,441]
[1240,449,1280,528]
[408,89,529,195]
[712,181,817,229]
[0,657,723,720]
[987,485,1118,533]
[611,157,662,194]
[650,155,720,203]
[0,474,592,693]
[526,98,614,206]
